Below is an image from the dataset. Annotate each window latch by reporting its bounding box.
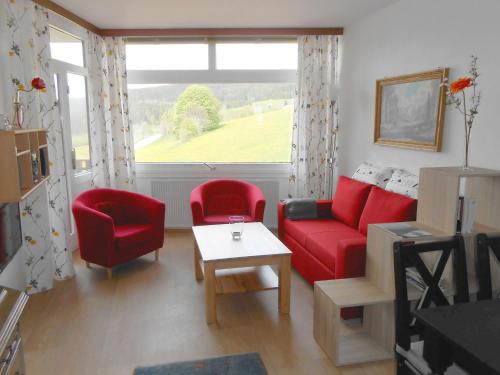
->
[202,162,216,172]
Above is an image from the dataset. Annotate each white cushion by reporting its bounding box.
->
[352,162,393,188]
[386,169,419,198]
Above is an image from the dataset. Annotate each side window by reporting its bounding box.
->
[49,25,91,174]
[66,73,90,171]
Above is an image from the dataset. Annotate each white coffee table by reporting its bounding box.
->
[192,222,292,324]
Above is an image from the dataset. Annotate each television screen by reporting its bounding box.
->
[0,203,23,272]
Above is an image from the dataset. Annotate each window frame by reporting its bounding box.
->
[48,11,92,181]
[126,37,297,165]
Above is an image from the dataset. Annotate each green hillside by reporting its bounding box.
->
[136,106,293,163]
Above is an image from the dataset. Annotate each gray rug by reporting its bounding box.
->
[134,352,267,375]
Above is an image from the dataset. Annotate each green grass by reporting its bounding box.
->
[136,106,293,163]
[221,99,291,122]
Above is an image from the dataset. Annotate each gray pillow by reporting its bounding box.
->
[283,198,318,220]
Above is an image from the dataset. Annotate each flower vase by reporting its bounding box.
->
[463,134,472,170]
[12,91,23,129]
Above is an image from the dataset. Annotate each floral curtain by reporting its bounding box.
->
[0,0,75,291]
[86,33,136,190]
[288,35,341,199]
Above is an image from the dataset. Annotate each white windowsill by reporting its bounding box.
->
[136,162,291,179]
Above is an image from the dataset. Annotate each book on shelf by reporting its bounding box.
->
[456,196,476,234]
[406,267,446,293]
[381,222,432,238]
[39,148,48,177]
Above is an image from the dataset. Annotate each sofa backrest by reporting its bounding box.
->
[331,176,372,228]
[358,186,418,236]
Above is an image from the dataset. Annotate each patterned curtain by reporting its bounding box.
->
[288,35,341,199]
[0,0,75,291]
[86,33,136,190]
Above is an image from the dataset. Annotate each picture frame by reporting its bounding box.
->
[374,68,449,151]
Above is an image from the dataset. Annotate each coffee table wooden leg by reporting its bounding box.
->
[194,241,203,281]
[279,256,291,314]
[204,263,217,324]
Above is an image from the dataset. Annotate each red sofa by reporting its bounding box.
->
[278,176,417,309]
[72,188,165,279]
[190,179,265,226]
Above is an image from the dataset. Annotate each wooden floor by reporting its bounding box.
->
[20,230,395,375]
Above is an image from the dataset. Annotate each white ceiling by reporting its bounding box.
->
[53,0,399,29]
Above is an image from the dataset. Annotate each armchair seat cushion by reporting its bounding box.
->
[284,219,355,247]
[202,214,253,225]
[115,223,155,251]
[305,229,365,270]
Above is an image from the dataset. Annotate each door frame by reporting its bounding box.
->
[49,12,93,251]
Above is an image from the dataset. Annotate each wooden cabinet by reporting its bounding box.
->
[0,129,50,203]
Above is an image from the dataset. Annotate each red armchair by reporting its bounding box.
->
[72,188,165,279]
[190,179,265,226]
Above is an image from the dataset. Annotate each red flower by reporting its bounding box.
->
[31,77,46,91]
[449,77,472,94]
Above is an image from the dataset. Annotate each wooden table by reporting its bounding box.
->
[192,222,292,324]
[414,300,500,375]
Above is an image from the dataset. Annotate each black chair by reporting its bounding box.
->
[393,236,469,375]
[476,233,500,300]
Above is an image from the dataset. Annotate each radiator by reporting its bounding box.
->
[151,179,280,229]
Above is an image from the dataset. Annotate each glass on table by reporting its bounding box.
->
[229,216,245,240]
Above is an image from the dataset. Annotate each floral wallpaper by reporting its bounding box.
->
[86,33,136,190]
[1,0,75,292]
[288,35,341,199]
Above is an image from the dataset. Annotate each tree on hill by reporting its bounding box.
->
[173,85,221,140]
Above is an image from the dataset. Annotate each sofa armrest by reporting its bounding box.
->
[190,185,205,226]
[335,237,367,280]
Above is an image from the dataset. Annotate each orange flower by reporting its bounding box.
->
[449,77,472,94]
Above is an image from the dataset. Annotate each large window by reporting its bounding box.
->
[126,39,297,163]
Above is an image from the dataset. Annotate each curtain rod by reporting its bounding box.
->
[102,28,344,38]
[33,1,344,38]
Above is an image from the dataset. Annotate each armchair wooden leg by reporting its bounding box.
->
[107,268,113,280]
[86,261,90,268]
[155,249,159,261]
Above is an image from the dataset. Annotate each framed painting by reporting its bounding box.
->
[374,68,449,151]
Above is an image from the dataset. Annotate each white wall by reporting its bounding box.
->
[339,0,500,176]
